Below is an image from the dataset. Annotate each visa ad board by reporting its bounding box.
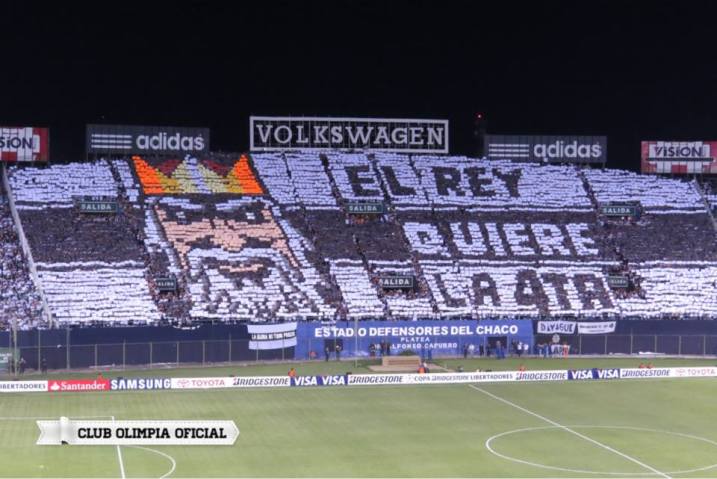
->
[296,319,532,358]
[641,141,717,174]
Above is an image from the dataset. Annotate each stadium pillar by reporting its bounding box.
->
[94,344,98,369]
[66,328,70,370]
[228,334,232,363]
[354,315,358,368]
[604,335,607,355]
[202,341,206,365]
[12,325,18,378]
[678,336,682,356]
[150,342,153,368]
[122,341,126,370]
[37,329,41,373]
[703,335,707,356]
[630,333,634,355]
[578,335,582,355]
[176,341,179,366]
[654,335,657,354]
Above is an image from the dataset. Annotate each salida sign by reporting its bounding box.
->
[250,117,449,153]
[87,124,210,155]
[486,134,607,164]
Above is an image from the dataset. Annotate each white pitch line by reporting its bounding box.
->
[0,415,112,420]
[468,384,671,479]
[111,416,126,479]
[129,445,176,479]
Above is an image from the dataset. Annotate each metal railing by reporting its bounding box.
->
[3,333,717,375]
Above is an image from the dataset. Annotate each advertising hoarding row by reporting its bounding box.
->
[3,366,714,394]
[12,121,717,174]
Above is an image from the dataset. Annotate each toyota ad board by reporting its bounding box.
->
[641,141,717,174]
[486,134,607,164]
[86,124,210,155]
[0,127,49,162]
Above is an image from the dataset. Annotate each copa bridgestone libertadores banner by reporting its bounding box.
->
[0,127,49,162]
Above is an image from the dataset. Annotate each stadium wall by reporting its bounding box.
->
[2,320,717,371]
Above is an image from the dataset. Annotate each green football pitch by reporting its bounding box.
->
[1,357,716,478]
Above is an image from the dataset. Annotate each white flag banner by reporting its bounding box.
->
[577,321,617,335]
[36,418,239,445]
[537,321,576,334]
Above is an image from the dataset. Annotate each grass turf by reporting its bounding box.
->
[0,357,716,477]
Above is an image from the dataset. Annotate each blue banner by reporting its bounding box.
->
[567,368,620,380]
[296,320,533,359]
[290,375,349,387]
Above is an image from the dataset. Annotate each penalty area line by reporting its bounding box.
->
[467,384,671,479]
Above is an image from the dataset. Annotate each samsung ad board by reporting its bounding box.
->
[296,320,532,358]
[0,127,49,162]
[87,124,210,155]
[250,116,449,153]
[641,141,717,174]
[486,134,607,164]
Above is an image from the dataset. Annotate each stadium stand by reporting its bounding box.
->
[0,185,43,330]
[4,152,717,328]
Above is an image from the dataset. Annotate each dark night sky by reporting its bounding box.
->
[3,1,717,169]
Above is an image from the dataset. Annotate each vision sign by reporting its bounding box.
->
[0,127,49,162]
[250,117,449,153]
[641,141,717,174]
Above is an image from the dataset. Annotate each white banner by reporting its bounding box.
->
[170,377,232,389]
[515,370,569,381]
[670,367,717,378]
[620,368,672,379]
[537,321,576,334]
[36,418,238,445]
[230,376,291,388]
[577,321,616,334]
[406,371,516,385]
[0,381,47,393]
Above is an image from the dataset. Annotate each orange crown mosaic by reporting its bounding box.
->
[132,154,264,195]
